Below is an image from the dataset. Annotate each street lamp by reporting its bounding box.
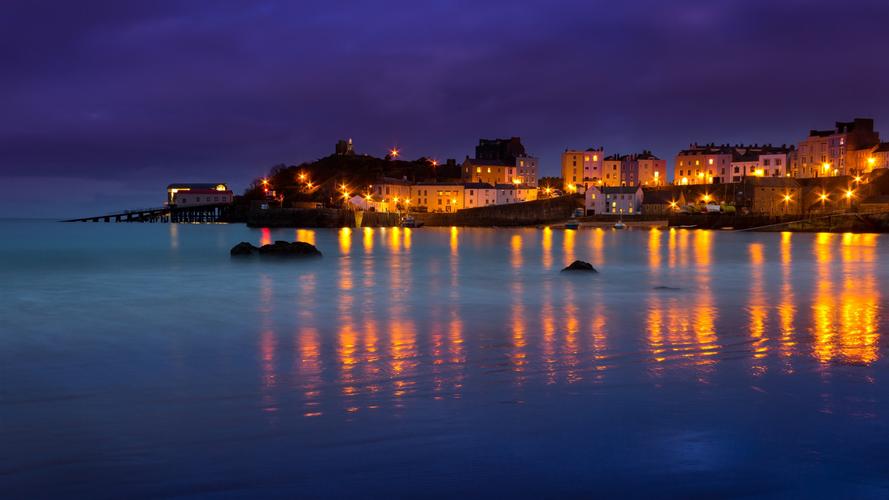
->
[390,147,400,159]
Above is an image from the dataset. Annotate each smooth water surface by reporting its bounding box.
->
[2,221,889,498]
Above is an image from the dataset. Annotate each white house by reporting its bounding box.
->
[585,185,643,215]
[463,183,497,208]
[172,188,233,207]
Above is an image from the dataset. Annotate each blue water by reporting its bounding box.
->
[2,221,889,498]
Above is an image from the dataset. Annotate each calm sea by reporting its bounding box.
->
[2,220,888,498]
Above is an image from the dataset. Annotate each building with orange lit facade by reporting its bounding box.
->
[413,183,465,212]
[675,144,794,184]
[854,142,889,172]
[674,144,734,185]
[602,155,622,187]
[372,177,412,207]
[462,159,516,185]
[560,148,604,192]
[793,118,880,177]
[462,137,539,187]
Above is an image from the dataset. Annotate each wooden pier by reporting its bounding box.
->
[62,203,231,223]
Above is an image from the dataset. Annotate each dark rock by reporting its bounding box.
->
[561,260,597,273]
[230,241,259,256]
[256,240,322,258]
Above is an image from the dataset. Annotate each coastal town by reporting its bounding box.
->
[71,117,889,232]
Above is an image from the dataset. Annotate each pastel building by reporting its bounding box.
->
[794,118,880,177]
[560,148,604,192]
[674,145,733,185]
[676,144,793,184]
[602,155,622,187]
[585,185,643,215]
[613,151,667,187]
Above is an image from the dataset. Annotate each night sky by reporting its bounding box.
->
[3,0,888,217]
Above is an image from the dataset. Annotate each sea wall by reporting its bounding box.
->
[414,195,583,227]
[668,212,889,233]
[246,208,399,228]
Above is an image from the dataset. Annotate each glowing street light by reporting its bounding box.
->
[298,172,306,181]
[782,193,793,203]
[822,162,831,173]
[669,201,679,211]
[845,189,855,199]
[868,157,876,168]
[702,194,712,203]
[390,147,400,159]
[431,159,438,167]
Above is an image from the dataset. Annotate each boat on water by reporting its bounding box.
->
[613,221,626,229]
[564,219,579,230]
[401,215,423,228]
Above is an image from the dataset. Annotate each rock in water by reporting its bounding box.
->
[257,240,323,257]
[230,240,322,258]
[230,241,259,256]
[561,260,597,273]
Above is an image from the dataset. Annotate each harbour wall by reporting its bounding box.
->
[246,208,399,228]
[414,195,583,227]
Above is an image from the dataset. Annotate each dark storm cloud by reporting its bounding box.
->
[1,0,888,215]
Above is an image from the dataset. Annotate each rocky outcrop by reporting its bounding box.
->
[561,260,597,273]
[230,242,258,256]
[230,240,322,258]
